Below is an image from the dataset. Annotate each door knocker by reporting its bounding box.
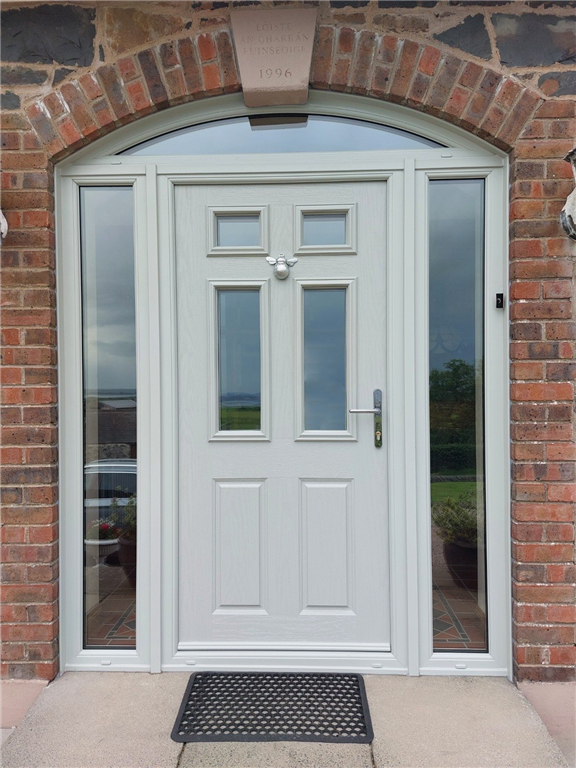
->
[266,254,298,280]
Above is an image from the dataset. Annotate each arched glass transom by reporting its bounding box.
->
[120,114,444,155]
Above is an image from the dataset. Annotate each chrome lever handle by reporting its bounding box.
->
[349,389,382,448]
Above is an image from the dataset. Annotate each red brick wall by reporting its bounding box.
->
[510,97,576,681]
[1,1,575,681]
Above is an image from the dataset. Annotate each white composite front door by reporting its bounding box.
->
[175,180,389,654]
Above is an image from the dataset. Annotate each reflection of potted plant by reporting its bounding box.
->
[432,490,478,591]
[111,492,137,589]
[84,520,120,566]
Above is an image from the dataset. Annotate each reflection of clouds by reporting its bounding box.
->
[304,290,346,430]
[430,325,463,355]
[219,291,261,399]
[82,188,136,392]
[429,180,483,371]
[97,339,136,358]
[127,115,440,156]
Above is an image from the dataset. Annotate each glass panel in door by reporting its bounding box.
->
[302,214,347,246]
[303,288,347,431]
[218,289,261,431]
[80,186,137,650]
[428,179,487,652]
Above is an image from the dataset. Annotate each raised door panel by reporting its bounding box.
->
[300,479,353,614]
[214,480,267,614]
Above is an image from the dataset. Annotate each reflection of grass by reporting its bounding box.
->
[431,481,476,503]
[432,468,476,477]
[220,406,260,431]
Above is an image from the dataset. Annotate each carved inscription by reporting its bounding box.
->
[230,8,317,107]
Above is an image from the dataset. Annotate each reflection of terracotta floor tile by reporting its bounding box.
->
[433,573,487,651]
[85,566,136,649]
[435,630,461,640]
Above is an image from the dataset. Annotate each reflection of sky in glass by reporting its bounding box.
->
[217,215,260,247]
[81,187,136,393]
[218,291,261,427]
[303,214,347,246]
[304,289,347,430]
[429,180,484,372]
[123,115,443,155]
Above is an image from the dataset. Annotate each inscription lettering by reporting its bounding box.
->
[259,68,293,79]
[245,46,306,56]
[230,8,317,107]
[256,22,292,31]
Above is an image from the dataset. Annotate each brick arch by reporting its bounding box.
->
[24,27,543,161]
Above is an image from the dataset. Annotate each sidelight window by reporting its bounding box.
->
[428,179,487,653]
[80,186,137,650]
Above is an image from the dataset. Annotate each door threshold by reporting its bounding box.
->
[164,650,406,674]
[177,642,391,653]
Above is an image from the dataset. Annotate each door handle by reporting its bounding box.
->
[349,389,382,448]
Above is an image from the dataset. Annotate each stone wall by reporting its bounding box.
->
[1,0,575,681]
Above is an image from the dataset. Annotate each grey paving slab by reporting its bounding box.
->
[2,728,15,744]
[366,675,568,768]
[1,672,189,768]
[1,672,570,768]
[180,741,373,767]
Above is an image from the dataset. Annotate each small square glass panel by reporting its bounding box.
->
[217,215,260,247]
[302,213,347,246]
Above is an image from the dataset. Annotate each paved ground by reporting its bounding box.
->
[519,682,575,766]
[1,673,569,768]
[1,680,47,745]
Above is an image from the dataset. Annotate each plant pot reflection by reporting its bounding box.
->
[443,540,478,592]
[84,538,119,567]
[118,536,137,590]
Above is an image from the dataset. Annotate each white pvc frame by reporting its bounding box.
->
[56,91,510,676]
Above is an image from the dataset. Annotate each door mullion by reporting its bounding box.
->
[402,158,421,676]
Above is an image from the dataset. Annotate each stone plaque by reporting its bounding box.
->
[230,7,317,107]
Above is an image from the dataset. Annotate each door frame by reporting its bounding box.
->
[56,92,510,676]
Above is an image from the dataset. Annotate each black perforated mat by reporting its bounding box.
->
[171,672,373,743]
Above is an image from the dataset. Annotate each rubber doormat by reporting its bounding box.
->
[171,671,373,743]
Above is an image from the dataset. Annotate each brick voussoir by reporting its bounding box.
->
[215,30,239,95]
[25,104,64,157]
[311,26,335,90]
[425,53,466,119]
[177,38,203,97]
[159,41,180,71]
[464,70,504,130]
[331,55,352,93]
[388,40,422,104]
[137,48,170,109]
[350,30,377,96]
[59,82,101,140]
[95,63,132,123]
[498,90,543,148]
